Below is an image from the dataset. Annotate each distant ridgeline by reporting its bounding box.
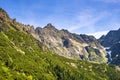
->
[0,8,120,80]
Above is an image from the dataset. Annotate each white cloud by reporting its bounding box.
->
[88,30,109,39]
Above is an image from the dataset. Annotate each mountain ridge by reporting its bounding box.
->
[34,23,107,63]
[0,8,107,63]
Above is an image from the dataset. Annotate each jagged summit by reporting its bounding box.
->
[60,29,70,34]
[35,23,107,62]
[0,8,10,22]
[80,34,97,43]
[99,28,120,47]
[0,8,8,15]
[44,23,56,30]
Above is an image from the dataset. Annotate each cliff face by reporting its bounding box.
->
[99,29,120,65]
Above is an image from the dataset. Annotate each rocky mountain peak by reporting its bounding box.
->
[0,8,10,22]
[99,28,120,65]
[61,29,69,33]
[99,28,120,47]
[44,23,56,30]
[35,24,107,63]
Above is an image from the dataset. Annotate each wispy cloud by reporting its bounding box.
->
[68,9,109,32]
[95,0,120,3]
[88,30,109,39]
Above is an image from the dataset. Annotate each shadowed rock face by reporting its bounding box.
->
[99,29,120,47]
[80,34,97,43]
[99,29,120,65]
[107,43,120,65]
[62,37,72,48]
[0,8,107,63]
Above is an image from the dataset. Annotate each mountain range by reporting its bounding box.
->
[0,8,120,80]
[35,23,107,63]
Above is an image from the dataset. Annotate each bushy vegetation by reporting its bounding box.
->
[0,24,120,80]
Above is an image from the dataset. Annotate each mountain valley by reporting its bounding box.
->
[0,8,120,80]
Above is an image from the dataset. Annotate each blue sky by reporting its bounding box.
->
[0,0,120,38]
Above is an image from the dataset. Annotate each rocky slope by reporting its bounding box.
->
[35,23,107,63]
[99,28,120,65]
